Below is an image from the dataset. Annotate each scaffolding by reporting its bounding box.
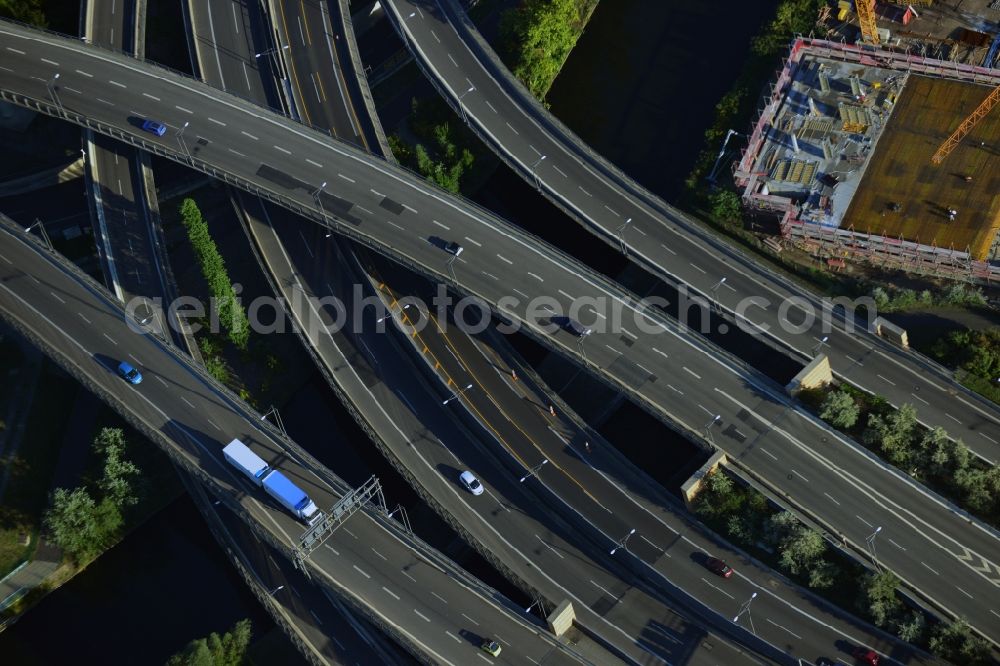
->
[780,215,995,283]
[734,38,1000,284]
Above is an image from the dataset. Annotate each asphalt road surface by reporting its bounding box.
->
[379,0,1000,465]
[241,193,766,666]
[0,215,590,666]
[0,23,997,643]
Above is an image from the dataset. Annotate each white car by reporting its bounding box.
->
[459,470,484,496]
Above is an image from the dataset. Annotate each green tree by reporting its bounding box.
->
[896,610,925,643]
[819,389,860,429]
[954,467,999,514]
[166,619,252,666]
[99,440,141,508]
[693,469,745,521]
[777,527,827,576]
[93,426,126,455]
[864,403,918,466]
[0,0,46,26]
[709,190,743,225]
[165,638,214,666]
[928,619,991,665]
[764,510,798,547]
[500,0,594,99]
[858,570,901,627]
[91,427,141,508]
[386,134,412,163]
[44,488,122,562]
[179,199,249,350]
[807,558,837,590]
[752,0,821,56]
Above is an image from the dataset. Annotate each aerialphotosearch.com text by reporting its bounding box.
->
[124,283,877,340]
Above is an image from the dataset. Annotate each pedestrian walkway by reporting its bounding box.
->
[0,538,60,613]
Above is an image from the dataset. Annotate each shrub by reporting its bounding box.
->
[179,199,249,350]
[44,488,121,563]
[858,570,902,628]
[928,619,991,665]
[709,190,743,225]
[166,618,252,666]
[500,0,597,100]
[819,389,860,429]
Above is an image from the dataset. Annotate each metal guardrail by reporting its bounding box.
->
[381,4,1000,449]
[0,213,583,664]
[335,0,395,161]
[235,201,551,621]
[0,77,773,458]
[178,473,329,666]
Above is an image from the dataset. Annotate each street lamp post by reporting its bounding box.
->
[865,526,882,570]
[732,592,758,634]
[458,85,475,124]
[268,585,285,597]
[47,73,62,111]
[446,247,462,280]
[704,414,721,446]
[530,154,546,190]
[25,218,53,250]
[442,383,473,405]
[812,335,829,356]
[376,303,411,324]
[709,277,727,302]
[519,458,548,483]
[261,406,287,436]
[616,218,632,256]
[314,181,328,225]
[177,121,190,158]
[254,44,290,60]
[609,528,636,555]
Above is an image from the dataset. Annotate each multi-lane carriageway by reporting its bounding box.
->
[381,0,1000,465]
[0,20,999,644]
[0,215,588,665]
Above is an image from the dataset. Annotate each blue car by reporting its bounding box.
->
[117,361,143,385]
[140,119,166,136]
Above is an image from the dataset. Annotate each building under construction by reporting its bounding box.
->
[733,38,1000,282]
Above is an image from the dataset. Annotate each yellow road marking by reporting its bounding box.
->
[376,280,601,506]
[277,0,312,126]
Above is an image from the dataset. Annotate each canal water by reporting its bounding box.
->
[546,0,779,201]
[0,496,275,665]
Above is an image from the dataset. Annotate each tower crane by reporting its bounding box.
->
[931,82,1000,164]
[856,0,880,45]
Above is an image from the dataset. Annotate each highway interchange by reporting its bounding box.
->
[183,3,771,662]
[381,0,1000,465]
[83,0,394,658]
[0,5,998,664]
[0,215,588,665]
[194,5,759,661]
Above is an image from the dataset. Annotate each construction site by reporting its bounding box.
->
[733,0,1000,283]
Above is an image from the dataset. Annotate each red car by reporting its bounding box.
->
[705,557,733,578]
[852,647,879,666]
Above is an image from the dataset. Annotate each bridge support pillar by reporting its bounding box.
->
[785,353,832,397]
[872,316,909,349]
[680,450,728,510]
[546,600,576,637]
